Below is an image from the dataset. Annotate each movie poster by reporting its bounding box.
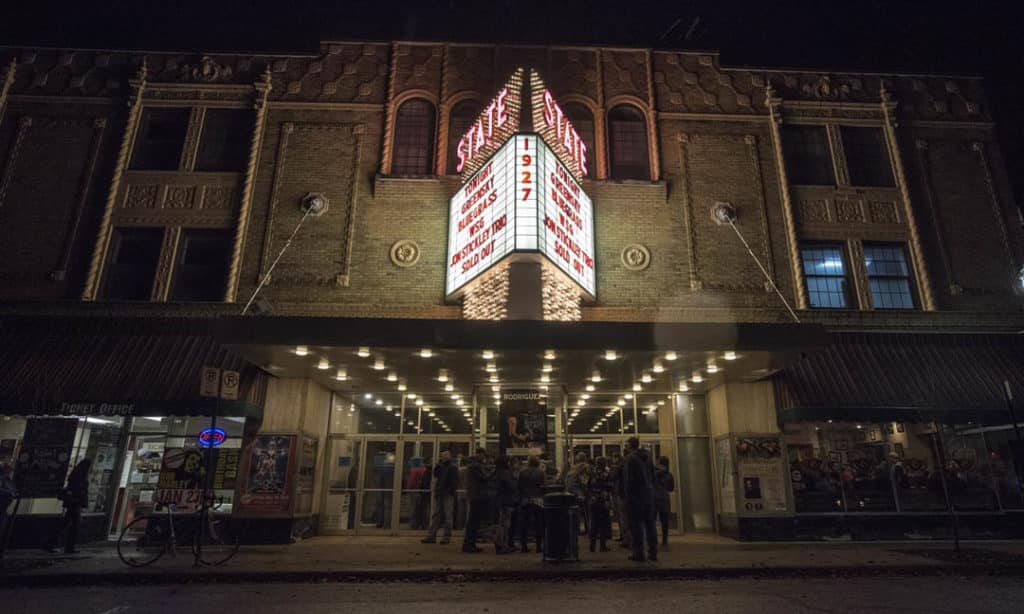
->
[237,434,297,516]
[14,418,79,497]
[498,390,547,456]
[154,447,240,511]
[735,436,788,513]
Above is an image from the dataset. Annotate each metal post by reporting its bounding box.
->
[929,427,960,554]
[195,395,218,566]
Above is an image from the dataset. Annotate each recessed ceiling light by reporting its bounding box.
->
[625,394,633,400]
[415,399,424,406]
[335,368,348,381]
[585,384,595,392]
[724,351,737,361]
[445,383,455,392]
[665,351,678,361]
[581,394,590,400]
[375,399,383,406]
[489,374,498,383]
[364,393,372,399]
[652,361,664,374]
[357,347,370,358]
[373,359,385,370]
[691,371,703,383]
[577,399,585,406]
[486,362,497,373]
[706,362,719,374]
[641,373,653,383]
[397,382,407,391]
[437,369,449,382]
[591,370,602,383]
[604,350,617,361]
[544,349,556,360]
[491,384,500,392]
[407,393,416,399]
[633,383,642,391]
[456,399,464,406]
[419,348,432,358]
[387,372,398,382]
[678,382,689,392]
[540,374,551,383]
[451,394,460,400]
[295,345,309,356]
[482,349,495,360]
[317,357,330,370]
[617,399,626,406]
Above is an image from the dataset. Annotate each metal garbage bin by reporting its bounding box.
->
[542,492,579,562]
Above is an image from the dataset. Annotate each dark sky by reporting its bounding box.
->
[4,0,1024,203]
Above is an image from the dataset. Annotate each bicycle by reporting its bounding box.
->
[116,494,240,567]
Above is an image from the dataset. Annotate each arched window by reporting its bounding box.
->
[446,100,481,175]
[391,98,436,175]
[563,103,596,178]
[607,104,650,180]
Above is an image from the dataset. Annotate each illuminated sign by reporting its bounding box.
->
[197,427,227,448]
[530,70,587,181]
[446,133,595,297]
[457,68,524,180]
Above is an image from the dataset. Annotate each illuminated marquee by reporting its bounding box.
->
[456,68,524,180]
[530,70,587,181]
[446,133,595,298]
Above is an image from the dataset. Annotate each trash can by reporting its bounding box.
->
[542,492,579,562]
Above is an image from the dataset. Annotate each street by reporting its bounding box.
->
[5,575,1024,614]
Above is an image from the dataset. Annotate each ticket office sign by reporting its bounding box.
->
[446,133,595,298]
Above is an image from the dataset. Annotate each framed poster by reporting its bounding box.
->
[735,436,788,514]
[498,390,547,456]
[237,434,297,516]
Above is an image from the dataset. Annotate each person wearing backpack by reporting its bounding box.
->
[653,456,675,549]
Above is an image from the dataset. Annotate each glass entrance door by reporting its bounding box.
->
[321,438,361,533]
[360,439,397,531]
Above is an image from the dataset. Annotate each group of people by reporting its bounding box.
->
[420,437,675,562]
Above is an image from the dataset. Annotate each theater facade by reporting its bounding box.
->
[0,39,1022,544]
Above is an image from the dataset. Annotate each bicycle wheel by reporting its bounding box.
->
[117,514,171,567]
[192,514,240,566]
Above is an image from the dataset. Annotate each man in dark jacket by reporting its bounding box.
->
[462,448,491,553]
[653,456,675,548]
[623,437,657,562]
[422,450,459,544]
[517,455,545,552]
[48,458,91,554]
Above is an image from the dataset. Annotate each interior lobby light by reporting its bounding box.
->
[544,349,557,360]
[540,374,551,383]
[625,394,633,400]
[604,350,617,361]
[482,349,495,360]
[591,370,602,383]
[335,368,347,381]
[373,359,385,370]
[419,348,433,358]
[678,381,689,392]
[364,393,372,399]
[456,399,464,406]
[542,363,553,373]
[652,361,664,374]
[577,399,585,406]
[706,361,719,374]
[386,372,398,382]
[407,393,417,399]
[691,371,703,383]
[375,399,383,406]
[492,384,500,392]
[581,394,590,400]
[665,351,678,361]
[633,383,642,392]
[357,347,370,357]
[437,369,449,382]
[585,384,595,392]
[415,399,424,406]
[724,351,738,361]
[493,393,500,400]
[397,382,407,391]
[617,399,626,406]
[445,383,455,392]
[489,374,499,383]
[295,345,309,356]
[486,362,497,372]
[451,394,460,400]
[641,373,653,383]
[317,357,330,370]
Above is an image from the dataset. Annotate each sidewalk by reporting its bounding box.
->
[4,535,1024,586]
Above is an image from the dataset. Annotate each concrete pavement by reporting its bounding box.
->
[3,535,1024,586]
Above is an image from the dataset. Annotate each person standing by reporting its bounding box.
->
[564,453,591,535]
[48,458,91,554]
[653,456,675,549]
[493,455,518,554]
[610,452,631,549]
[624,438,657,562]
[0,462,17,552]
[462,448,491,553]
[422,450,458,544]
[517,455,545,553]
[586,456,613,553]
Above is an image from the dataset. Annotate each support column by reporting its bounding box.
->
[880,85,936,310]
[83,60,148,300]
[765,83,808,310]
[225,65,273,303]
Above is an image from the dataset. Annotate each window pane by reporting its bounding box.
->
[446,100,481,175]
[801,244,848,308]
[392,99,436,175]
[563,103,595,177]
[864,244,915,309]
[101,227,164,301]
[195,109,254,172]
[782,125,834,185]
[169,229,232,302]
[841,127,894,187]
[608,105,650,180]
[130,108,190,171]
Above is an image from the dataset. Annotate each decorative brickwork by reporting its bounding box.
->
[462,264,510,320]
[541,268,582,321]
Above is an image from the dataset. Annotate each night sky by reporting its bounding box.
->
[4,0,1023,203]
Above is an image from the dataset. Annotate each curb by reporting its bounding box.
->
[4,564,1024,587]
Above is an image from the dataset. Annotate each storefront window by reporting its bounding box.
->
[784,419,1018,514]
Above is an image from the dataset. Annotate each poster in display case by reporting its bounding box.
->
[236,433,304,517]
[734,435,789,514]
